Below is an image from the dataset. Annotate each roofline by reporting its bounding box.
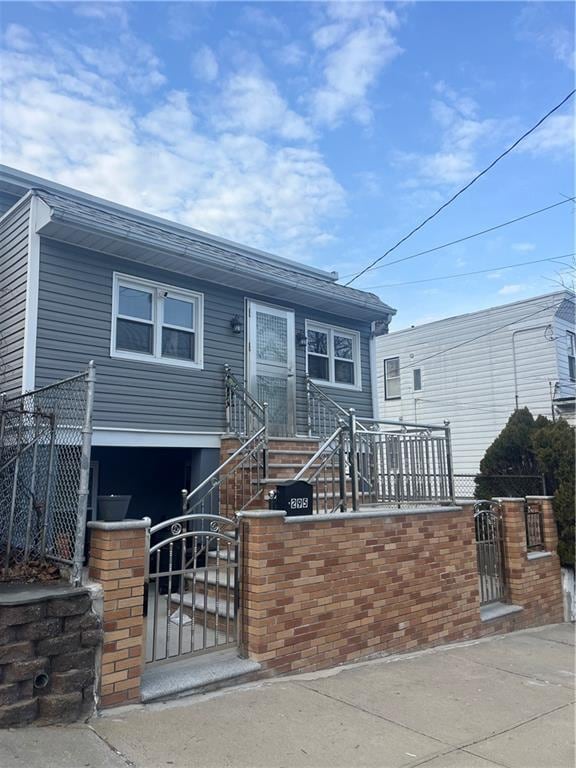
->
[0,164,338,283]
[383,290,574,338]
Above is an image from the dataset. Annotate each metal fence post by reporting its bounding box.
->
[443,420,455,503]
[224,364,231,434]
[71,361,95,586]
[40,416,56,558]
[338,423,348,513]
[262,402,269,479]
[541,473,548,496]
[348,409,359,512]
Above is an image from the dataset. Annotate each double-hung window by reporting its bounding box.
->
[384,357,401,399]
[112,274,203,368]
[306,322,360,388]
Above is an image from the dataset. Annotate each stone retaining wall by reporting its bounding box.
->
[0,585,102,727]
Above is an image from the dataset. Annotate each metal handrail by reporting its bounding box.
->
[225,364,267,434]
[306,377,370,435]
[293,426,344,481]
[183,427,266,507]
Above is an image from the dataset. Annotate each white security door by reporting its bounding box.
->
[248,302,296,436]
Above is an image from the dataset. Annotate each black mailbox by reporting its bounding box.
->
[274,480,313,517]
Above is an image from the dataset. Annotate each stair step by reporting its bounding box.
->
[208,549,235,562]
[268,449,318,456]
[184,569,235,589]
[265,462,305,469]
[140,649,261,703]
[170,592,235,619]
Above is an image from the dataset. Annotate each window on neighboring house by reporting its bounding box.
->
[413,368,422,391]
[112,274,203,368]
[568,331,576,382]
[306,322,360,388]
[384,357,401,400]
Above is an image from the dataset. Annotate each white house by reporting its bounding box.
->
[375,291,575,481]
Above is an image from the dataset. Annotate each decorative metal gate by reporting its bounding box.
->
[145,514,240,665]
[474,501,507,605]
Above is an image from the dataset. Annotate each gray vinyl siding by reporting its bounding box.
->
[0,199,29,397]
[0,191,21,218]
[35,238,374,433]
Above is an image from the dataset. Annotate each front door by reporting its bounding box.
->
[247,301,296,436]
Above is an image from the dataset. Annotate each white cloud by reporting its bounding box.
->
[517,114,575,158]
[512,242,536,252]
[498,284,528,296]
[214,73,314,142]
[191,45,219,83]
[73,3,129,28]
[276,42,306,68]
[516,5,575,71]
[310,5,402,127]
[3,23,34,52]
[396,85,501,187]
[486,272,503,280]
[0,32,343,256]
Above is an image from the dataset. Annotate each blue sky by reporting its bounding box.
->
[1,1,574,328]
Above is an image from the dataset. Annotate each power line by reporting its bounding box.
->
[397,298,568,372]
[368,253,575,289]
[345,90,576,287]
[338,197,575,279]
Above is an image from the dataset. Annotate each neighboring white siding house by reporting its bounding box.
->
[376,291,575,476]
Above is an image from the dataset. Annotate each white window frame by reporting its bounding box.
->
[111,273,204,369]
[305,320,361,391]
[384,357,401,400]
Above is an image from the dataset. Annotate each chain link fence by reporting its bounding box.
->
[0,364,95,584]
[454,473,547,500]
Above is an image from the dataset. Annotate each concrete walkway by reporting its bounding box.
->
[1,623,574,768]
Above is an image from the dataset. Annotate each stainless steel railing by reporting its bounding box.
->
[182,427,268,518]
[294,408,455,513]
[225,365,268,437]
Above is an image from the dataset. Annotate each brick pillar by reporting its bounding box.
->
[238,509,286,664]
[495,498,527,606]
[87,518,150,709]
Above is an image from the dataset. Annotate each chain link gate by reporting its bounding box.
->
[145,514,240,665]
[473,500,507,605]
[0,364,95,584]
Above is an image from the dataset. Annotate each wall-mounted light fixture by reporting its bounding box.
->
[230,315,242,334]
[296,330,308,348]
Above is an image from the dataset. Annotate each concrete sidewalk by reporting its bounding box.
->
[1,623,574,768]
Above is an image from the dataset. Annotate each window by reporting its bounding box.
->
[306,322,360,388]
[413,368,422,391]
[568,332,576,382]
[111,274,203,368]
[384,357,401,399]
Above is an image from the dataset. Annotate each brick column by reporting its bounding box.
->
[87,518,150,709]
[495,498,527,607]
[238,509,286,664]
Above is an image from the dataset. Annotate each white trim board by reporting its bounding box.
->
[21,195,51,393]
[92,427,222,448]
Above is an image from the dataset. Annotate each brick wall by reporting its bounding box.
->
[239,498,563,675]
[88,519,149,709]
[0,588,102,727]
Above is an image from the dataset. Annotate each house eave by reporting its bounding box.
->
[36,204,395,322]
